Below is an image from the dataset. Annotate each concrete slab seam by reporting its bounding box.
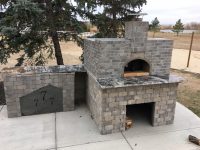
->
[55,113,58,150]
[56,139,122,149]
[121,132,134,150]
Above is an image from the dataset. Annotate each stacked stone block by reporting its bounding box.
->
[84,21,173,78]
[87,74,178,134]
[86,73,103,130]
[84,20,180,134]
[4,72,75,118]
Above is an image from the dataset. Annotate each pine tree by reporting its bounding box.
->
[149,17,160,37]
[172,19,184,36]
[76,0,147,38]
[0,0,84,66]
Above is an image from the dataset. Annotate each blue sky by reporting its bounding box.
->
[142,0,200,24]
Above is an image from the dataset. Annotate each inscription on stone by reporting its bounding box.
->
[20,85,63,116]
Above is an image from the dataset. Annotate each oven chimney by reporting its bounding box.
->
[125,13,148,52]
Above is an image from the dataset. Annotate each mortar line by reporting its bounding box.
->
[55,112,58,150]
[121,132,134,150]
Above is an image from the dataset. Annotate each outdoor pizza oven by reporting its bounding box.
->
[2,15,182,135]
[124,59,150,77]
[84,16,182,134]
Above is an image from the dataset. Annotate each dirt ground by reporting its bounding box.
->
[171,49,200,73]
[0,41,200,117]
[0,41,82,70]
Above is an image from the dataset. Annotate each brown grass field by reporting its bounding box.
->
[148,32,200,51]
[0,40,200,117]
[171,69,200,117]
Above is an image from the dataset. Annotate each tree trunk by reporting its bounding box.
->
[112,1,117,37]
[51,32,64,65]
[45,0,64,65]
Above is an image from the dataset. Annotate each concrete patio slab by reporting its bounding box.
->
[58,139,132,150]
[0,106,56,150]
[125,128,200,150]
[56,105,123,148]
[0,103,200,150]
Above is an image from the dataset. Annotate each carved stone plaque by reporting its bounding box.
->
[20,85,63,116]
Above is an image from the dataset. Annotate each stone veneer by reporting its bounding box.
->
[84,20,181,134]
[84,21,173,79]
[87,73,180,134]
[2,65,85,118]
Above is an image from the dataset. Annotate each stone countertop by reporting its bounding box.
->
[97,75,183,89]
[24,64,86,73]
[0,64,86,75]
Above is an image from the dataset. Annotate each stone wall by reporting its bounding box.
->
[4,72,75,118]
[84,21,173,79]
[86,73,103,131]
[87,76,178,134]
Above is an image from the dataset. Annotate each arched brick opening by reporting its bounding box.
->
[124,59,150,77]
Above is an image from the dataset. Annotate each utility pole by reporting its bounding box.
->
[187,32,194,68]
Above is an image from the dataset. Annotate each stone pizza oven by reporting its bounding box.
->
[2,16,182,135]
[84,19,182,134]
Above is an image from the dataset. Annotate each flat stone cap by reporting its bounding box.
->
[97,75,183,89]
[1,64,86,75]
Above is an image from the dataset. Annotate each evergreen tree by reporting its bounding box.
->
[149,17,160,37]
[76,0,147,38]
[172,19,184,36]
[0,0,83,66]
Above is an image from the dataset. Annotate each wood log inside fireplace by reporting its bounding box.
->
[124,71,149,78]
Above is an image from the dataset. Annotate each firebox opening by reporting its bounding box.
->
[124,59,150,77]
[126,102,155,129]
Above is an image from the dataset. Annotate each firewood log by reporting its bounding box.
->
[189,135,200,146]
[125,117,133,130]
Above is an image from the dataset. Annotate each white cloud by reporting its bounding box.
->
[142,0,200,24]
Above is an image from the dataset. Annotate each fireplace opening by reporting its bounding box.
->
[124,59,150,77]
[126,102,155,129]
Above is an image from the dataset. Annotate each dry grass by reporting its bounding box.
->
[0,41,82,70]
[171,69,200,117]
[148,32,200,51]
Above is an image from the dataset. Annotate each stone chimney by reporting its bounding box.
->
[125,21,148,40]
[125,14,149,52]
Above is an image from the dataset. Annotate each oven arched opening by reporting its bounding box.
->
[124,59,150,77]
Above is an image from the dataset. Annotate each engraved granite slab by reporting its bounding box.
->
[20,85,63,116]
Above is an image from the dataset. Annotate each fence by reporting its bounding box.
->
[148,32,200,51]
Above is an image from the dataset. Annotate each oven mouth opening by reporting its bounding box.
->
[124,59,150,77]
